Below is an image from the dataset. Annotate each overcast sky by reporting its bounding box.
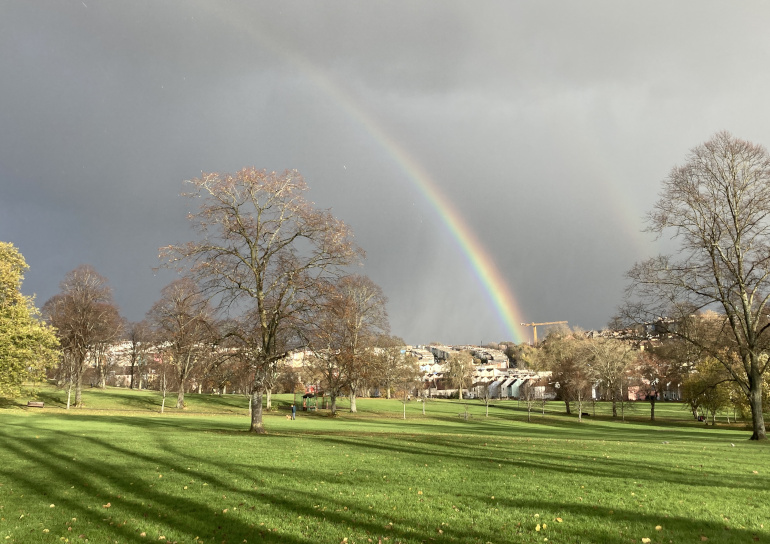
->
[3,1,770,345]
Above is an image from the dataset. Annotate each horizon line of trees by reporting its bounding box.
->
[4,131,770,439]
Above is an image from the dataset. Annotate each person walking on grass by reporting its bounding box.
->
[291,404,296,420]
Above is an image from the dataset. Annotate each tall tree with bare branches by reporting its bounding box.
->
[624,132,770,440]
[43,265,122,408]
[161,168,361,432]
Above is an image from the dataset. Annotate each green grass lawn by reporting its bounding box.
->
[1,387,768,544]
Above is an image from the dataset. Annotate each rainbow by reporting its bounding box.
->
[210,6,529,343]
[305,74,528,343]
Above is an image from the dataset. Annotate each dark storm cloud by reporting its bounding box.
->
[3,1,770,344]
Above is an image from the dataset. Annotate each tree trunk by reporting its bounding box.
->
[266,390,272,410]
[330,392,337,415]
[66,381,73,410]
[458,388,463,400]
[611,397,617,418]
[349,390,357,413]
[130,361,135,389]
[249,391,266,433]
[748,375,766,440]
[577,395,583,423]
[650,396,656,422]
[176,379,186,409]
[75,365,83,408]
[386,383,391,399]
[99,360,106,388]
[564,400,571,415]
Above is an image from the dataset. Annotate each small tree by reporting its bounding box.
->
[396,354,421,420]
[634,350,682,421]
[126,321,151,389]
[682,357,733,425]
[447,350,474,400]
[478,382,494,416]
[147,278,215,409]
[539,330,593,419]
[373,335,408,399]
[587,338,634,419]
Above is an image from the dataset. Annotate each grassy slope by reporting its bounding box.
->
[1,387,768,544]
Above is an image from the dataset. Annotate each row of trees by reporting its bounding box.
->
[5,131,770,440]
[31,169,421,429]
[39,263,419,414]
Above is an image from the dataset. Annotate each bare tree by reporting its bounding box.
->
[447,350,474,400]
[539,330,593,419]
[396,353,421,420]
[624,132,770,440]
[587,338,634,419]
[478,382,494,416]
[373,335,408,399]
[162,169,361,432]
[125,321,151,389]
[633,350,682,421]
[146,278,215,409]
[333,275,389,412]
[43,265,122,408]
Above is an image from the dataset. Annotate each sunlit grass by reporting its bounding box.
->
[1,387,768,543]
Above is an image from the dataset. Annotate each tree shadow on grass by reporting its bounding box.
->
[2,415,768,544]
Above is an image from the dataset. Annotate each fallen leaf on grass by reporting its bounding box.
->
[103,503,111,508]
[655,525,662,531]
[555,518,563,523]
[536,524,541,532]
[642,539,651,543]
[700,536,708,541]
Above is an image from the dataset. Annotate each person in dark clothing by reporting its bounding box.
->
[291,404,296,420]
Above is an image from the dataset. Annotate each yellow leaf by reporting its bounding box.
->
[556,518,563,523]
[417,491,422,495]
[642,538,651,543]
[655,525,662,531]
[536,524,541,531]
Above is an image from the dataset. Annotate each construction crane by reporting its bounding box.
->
[520,321,568,345]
